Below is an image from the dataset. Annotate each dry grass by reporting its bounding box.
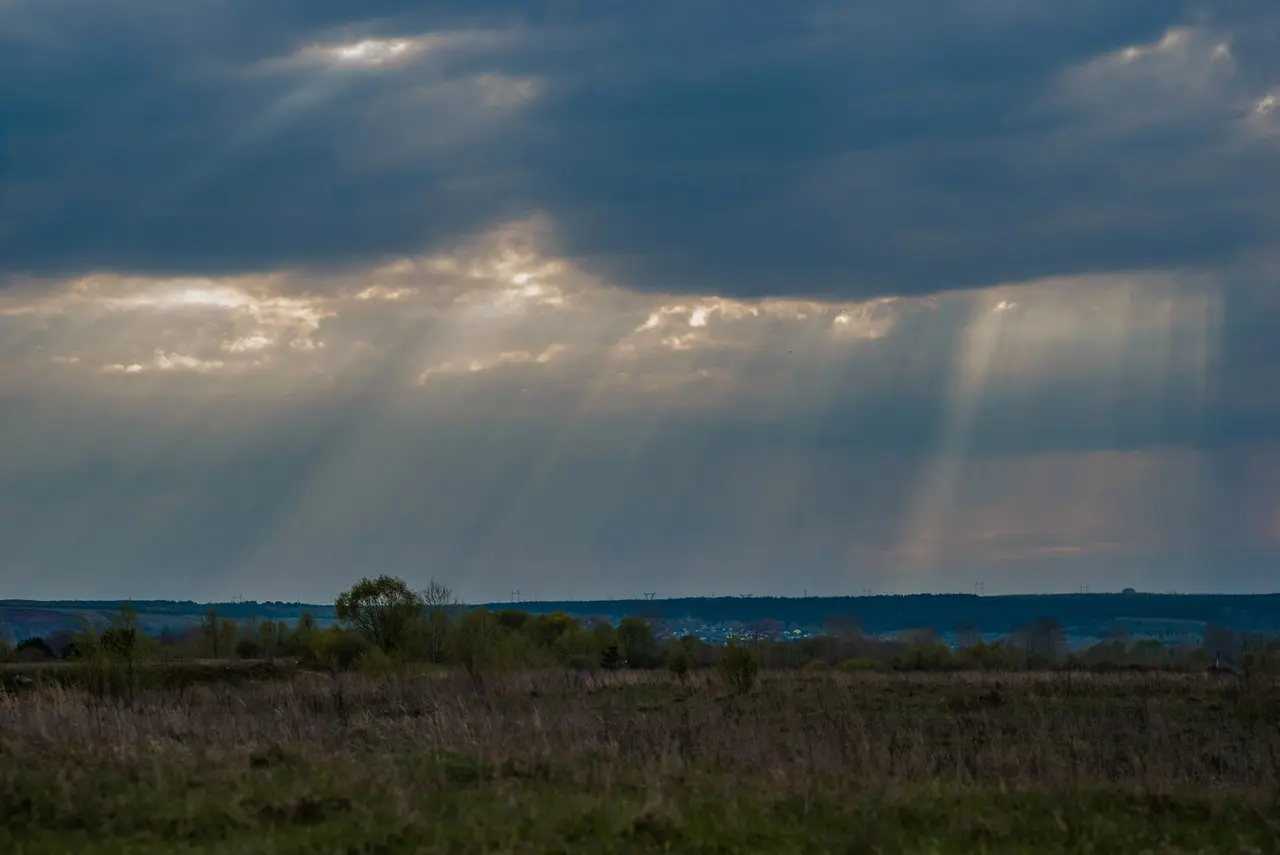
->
[2,669,1279,853]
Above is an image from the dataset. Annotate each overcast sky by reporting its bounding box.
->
[2,1,1278,602]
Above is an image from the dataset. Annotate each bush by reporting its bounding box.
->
[667,646,692,682]
[62,637,94,661]
[838,657,890,673]
[355,647,398,678]
[13,637,55,663]
[551,626,596,666]
[959,641,1018,671]
[717,641,759,695]
[1242,651,1280,676]
[317,630,374,670]
[617,618,662,669]
[234,638,262,660]
[497,609,530,633]
[454,608,503,685]
[565,654,597,672]
[599,644,623,672]
[893,643,956,672]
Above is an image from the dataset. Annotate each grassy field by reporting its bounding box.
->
[0,659,300,695]
[2,669,1279,853]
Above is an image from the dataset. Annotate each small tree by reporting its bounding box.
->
[218,618,239,658]
[14,636,55,662]
[235,637,262,660]
[101,603,141,694]
[334,575,425,654]
[1016,617,1065,666]
[894,642,954,672]
[667,645,692,683]
[102,604,139,658]
[530,612,579,649]
[65,614,102,662]
[599,643,623,671]
[498,609,531,633]
[257,619,282,658]
[617,617,660,668]
[415,608,455,664]
[416,579,458,663]
[420,578,458,611]
[287,612,321,661]
[453,608,502,686]
[590,620,617,654]
[717,641,759,695]
[199,607,222,659]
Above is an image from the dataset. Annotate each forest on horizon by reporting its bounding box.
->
[3,591,1279,641]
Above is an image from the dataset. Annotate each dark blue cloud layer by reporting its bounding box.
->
[2,0,1277,297]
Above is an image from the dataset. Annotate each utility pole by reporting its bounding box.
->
[510,590,522,604]
[643,592,656,601]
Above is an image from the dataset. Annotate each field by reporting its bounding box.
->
[2,669,1279,853]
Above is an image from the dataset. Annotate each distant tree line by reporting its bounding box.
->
[514,592,1280,637]
[7,591,1280,644]
[4,578,1280,689]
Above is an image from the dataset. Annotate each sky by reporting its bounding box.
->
[1,0,1279,602]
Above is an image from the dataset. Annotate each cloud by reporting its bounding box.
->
[103,352,227,374]
[2,3,1280,600]
[1,1,1277,299]
[0,217,1262,451]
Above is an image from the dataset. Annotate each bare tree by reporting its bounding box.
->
[1017,617,1065,664]
[419,578,458,663]
[420,578,459,611]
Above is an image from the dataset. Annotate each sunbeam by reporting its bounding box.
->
[0,211,1259,600]
[894,273,1225,591]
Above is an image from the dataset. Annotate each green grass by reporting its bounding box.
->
[2,670,1279,853]
[5,757,1278,854]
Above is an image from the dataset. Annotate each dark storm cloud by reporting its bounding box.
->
[3,0,1277,297]
[3,1,1280,601]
